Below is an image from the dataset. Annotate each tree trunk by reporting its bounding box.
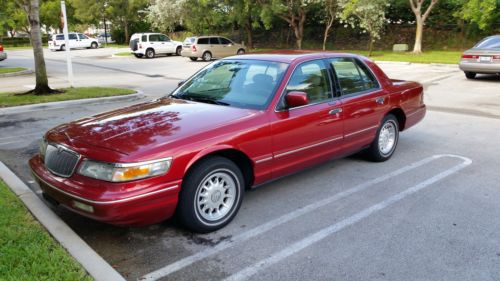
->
[26,0,53,95]
[412,16,423,53]
[368,34,374,57]
[244,18,254,49]
[323,17,334,51]
[124,19,129,44]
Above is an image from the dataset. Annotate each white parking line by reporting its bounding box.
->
[140,154,461,281]
[222,155,472,281]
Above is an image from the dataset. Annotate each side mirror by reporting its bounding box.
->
[285,91,309,108]
[178,80,185,87]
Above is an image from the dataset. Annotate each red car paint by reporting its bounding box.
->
[29,52,426,226]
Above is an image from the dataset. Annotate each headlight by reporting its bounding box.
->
[39,137,48,160]
[77,158,172,182]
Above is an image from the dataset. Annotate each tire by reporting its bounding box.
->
[133,53,143,58]
[202,51,212,61]
[91,42,98,49]
[177,156,244,233]
[365,114,399,162]
[145,48,155,59]
[176,46,182,56]
[237,48,245,55]
[189,57,198,61]
[465,72,476,79]
[60,45,66,51]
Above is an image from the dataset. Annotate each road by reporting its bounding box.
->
[1,48,500,281]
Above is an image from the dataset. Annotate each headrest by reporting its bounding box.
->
[253,74,273,85]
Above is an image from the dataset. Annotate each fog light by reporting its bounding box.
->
[73,201,94,213]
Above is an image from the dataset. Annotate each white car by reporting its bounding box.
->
[0,44,6,61]
[48,33,100,51]
[129,33,182,58]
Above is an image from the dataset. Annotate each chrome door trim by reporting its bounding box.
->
[344,125,379,138]
[274,136,343,159]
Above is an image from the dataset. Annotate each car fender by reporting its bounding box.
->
[184,144,241,174]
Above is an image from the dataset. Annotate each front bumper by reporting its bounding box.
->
[459,61,500,74]
[29,154,181,226]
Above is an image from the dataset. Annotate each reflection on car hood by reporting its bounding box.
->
[51,98,258,155]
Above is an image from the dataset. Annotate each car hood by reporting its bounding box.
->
[50,98,258,155]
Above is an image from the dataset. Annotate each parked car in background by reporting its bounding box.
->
[129,33,182,59]
[459,35,500,79]
[0,44,6,61]
[181,36,246,61]
[30,52,426,233]
[48,33,100,51]
[97,33,115,44]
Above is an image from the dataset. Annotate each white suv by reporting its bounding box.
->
[129,33,182,58]
[48,33,99,51]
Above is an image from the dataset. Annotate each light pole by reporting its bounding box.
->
[60,0,74,87]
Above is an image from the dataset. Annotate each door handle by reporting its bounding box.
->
[375,97,385,104]
[329,108,343,115]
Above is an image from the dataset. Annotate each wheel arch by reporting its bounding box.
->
[184,146,254,189]
[386,107,406,131]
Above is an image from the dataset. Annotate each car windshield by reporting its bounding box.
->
[474,37,500,49]
[171,60,288,110]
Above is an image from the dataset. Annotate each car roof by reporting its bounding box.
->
[224,50,368,64]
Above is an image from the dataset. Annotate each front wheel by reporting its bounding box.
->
[465,71,476,79]
[90,42,98,49]
[176,46,182,56]
[177,156,244,233]
[189,57,198,61]
[237,48,245,55]
[365,114,399,162]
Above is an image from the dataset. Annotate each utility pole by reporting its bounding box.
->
[60,0,74,87]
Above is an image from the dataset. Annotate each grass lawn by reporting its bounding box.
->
[0,87,136,107]
[114,51,132,56]
[0,180,92,280]
[0,67,27,74]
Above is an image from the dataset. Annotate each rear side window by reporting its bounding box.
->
[141,35,147,42]
[197,38,209,44]
[329,58,378,95]
[149,34,160,42]
[209,37,220,44]
[68,34,77,40]
[55,35,64,40]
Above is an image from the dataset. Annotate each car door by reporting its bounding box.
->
[328,57,389,153]
[148,34,161,53]
[270,59,344,178]
[219,37,235,56]
[209,37,223,57]
[78,33,89,48]
[68,33,79,49]
[159,34,173,53]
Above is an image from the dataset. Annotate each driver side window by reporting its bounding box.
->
[286,60,332,104]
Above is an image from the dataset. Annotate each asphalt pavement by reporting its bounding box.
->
[1,47,500,281]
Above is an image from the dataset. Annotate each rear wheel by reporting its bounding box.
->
[189,57,198,61]
[365,114,399,162]
[237,48,245,55]
[145,48,155,59]
[465,72,476,79]
[90,42,98,49]
[177,156,244,233]
[176,46,182,56]
[60,45,66,51]
[202,51,212,62]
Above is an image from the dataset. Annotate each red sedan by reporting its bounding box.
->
[30,52,426,233]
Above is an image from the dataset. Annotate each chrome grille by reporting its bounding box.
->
[44,144,80,177]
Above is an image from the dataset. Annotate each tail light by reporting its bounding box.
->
[139,43,142,49]
[192,44,197,52]
[493,55,500,60]
[0,44,3,52]
[461,54,478,59]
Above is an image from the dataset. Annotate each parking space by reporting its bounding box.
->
[1,50,500,280]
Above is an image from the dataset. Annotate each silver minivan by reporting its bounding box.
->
[181,36,245,61]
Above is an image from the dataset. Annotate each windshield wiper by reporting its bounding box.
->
[181,95,230,106]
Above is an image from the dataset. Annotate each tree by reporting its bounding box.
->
[455,0,498,31]
[322,0,339,50]
[225,0,262,49]
[16,0,55,95]
[146,0,186,32]
[259,0,319,49]
[409,0,439,53]
[340,0,389,56]
[0,0,29,37]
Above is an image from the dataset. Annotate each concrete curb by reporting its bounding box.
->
[0,161,126,281]
[0,69,34,77]
[0,90,146,115]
